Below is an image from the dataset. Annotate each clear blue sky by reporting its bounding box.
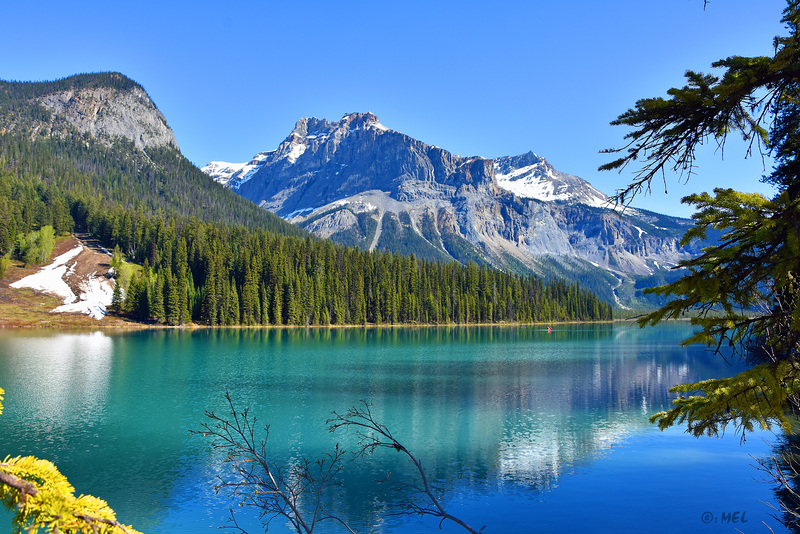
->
[2,0,788,217]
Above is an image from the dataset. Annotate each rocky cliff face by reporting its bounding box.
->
[1,73,179,151]
[37,85,178,151]
[204,113,703,308]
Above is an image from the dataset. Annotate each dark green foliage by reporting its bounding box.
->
[42,205,610,325]
[0,131,305,239]
[110,280,123,313]
[0,186,613,326]
[602,1,800,438]
[150,270,165,323]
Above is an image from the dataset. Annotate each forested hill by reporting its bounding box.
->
[0,73,305,238]
[0,72,143,102]
[0,72,612,326]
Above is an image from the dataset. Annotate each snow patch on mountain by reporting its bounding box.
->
[202,151,273,189]
[11,245,84,303]
[366,118,389,131]
[202,161,246,186]
[494,156,609,208]
[282,141,307,163]
[284,206,317,219]
[10,243,114,320]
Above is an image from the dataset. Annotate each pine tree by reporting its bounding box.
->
[165,269,180,326]
[228,278,240,326]
[150,273,165,323]
[260,284,270,325]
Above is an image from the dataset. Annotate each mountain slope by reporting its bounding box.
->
[0,73,306,238]
[494,152,608,207]
[204,113,703,308]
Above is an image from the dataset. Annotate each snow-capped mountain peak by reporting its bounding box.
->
[494,152,609,208]
[200,114,702,309]
[204,113,394,191]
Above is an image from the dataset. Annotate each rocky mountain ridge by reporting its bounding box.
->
[204,113,702,308]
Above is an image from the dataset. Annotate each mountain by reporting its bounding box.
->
[203,112,703,308]
[0,73,305,238]
[1,75,612,327]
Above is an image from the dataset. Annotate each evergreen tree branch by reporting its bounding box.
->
[649,360,800,438]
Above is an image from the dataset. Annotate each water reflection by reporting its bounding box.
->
[1,331,112,426]
[0,324,781,533]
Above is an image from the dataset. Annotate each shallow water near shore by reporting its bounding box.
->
[0,323,789,533]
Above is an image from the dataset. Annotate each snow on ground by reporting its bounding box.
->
[52,272,114,320]
[10,243,114,320]
[11,245,83,303]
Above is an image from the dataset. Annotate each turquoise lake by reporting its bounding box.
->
[0,323,790,533]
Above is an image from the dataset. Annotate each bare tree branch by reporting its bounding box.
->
[196,395,492,533]
[192,391,354,534]
[328,400,486,534]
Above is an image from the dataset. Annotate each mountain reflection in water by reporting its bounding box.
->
[0,323,784,533]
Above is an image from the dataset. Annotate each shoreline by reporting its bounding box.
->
[0,317,625,331]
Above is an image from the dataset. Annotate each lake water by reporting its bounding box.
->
[0,323,789,533]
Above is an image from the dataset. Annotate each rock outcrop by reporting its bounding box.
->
[1,73,179,151]
[37,84,178,151]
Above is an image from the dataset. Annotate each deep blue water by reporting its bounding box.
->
[0,323,789,533]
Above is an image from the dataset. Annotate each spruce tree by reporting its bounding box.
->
[150,273,165,323]
[165,269,180,326]
[110,279,123,314]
